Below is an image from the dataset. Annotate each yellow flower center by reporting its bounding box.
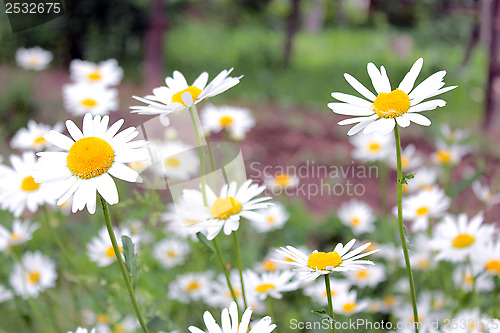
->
[274,174,290,187]
[129,161,144,171]
[97,314,109,323]
[33,135,47,146]
[266,216,275,224]
[418,258,430,268]
[356,270,370,279]
[81,98,98,108]
[164,157,181,167]
[28,271,40,284]
[401,157,409,168]
[166,251,177,258]
[255,283,276,293]
[323,289,336,297]
[219,116,234,128]
[186,281,200,291]
[452,233,475,248]
[21,176,40,192]
[350,217,360,226]
[105,245,122,258]
[368,143,381,152]
[485,260,500,273]
[114,324,126,333]
[383,296,395,307]
[171,86,202,105]
[87,71,102,81]
[436,150,452,164]
[465,273,474,283]
[11,233,21,240]
[263,259,277,271]
[307,251,342,270]
[210,197,242,220]
[342,302,357,313]
[415,206,429,216]
[28,56,40,66]
[67,137,115,179]
[372,89,411,118]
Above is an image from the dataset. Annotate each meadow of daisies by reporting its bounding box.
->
[0,45,499,333]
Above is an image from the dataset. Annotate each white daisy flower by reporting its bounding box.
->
[473,241,500,276]
[0,152,55,217]
[332,290,368,315]
[86,227,139,267]
[0,285,14,303]
[63,83,119,116]
[276,239,379,281]
[132,69,242,115]
[389,144,423,172]
[329,58,457,135]
[180,180,272,240]
[15,47,52,71]
[0,219,39,251]
[168,272,213,304]
[154,141,199,181]
[453,266,494,293]
[254,246,311,273]
[244,270,299,301]
[349,132,393,162]
[432,141,468,166]
[9,251,57,299]
[399,187,451,232]
[338,200,376,235]
[206,270,245,310]
[406,235,436,271]
[440,124,469,144]
[264,173,299,192]
[188,301,276,333]
[70,59,123,86]
[393,296,439,331]
[250,202,290,233]
[303,278,351,306]
[33,113,148,214]
[201,104,255,140]
[378,295,402,314]
[472,181,500,207]
[404,167,438,193]
[10,120,64,151]
[161,203,201,241]
[430,213,495,263]
[345,265,386,288]
[67,328,96,333]
[153,238,190,268]
[441,309,492,333]
[110,315,139,333]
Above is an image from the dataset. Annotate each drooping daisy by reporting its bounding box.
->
[33,113,148,214]
[473,241,500,276]
[168,272,214,304]
[432,141,468,166]
[276,239,379,281]
[0,152,55,217]
[132,69,242,115]
[154,141,199,181]
[331,290,368,315]
[349,132,393,162]
[399,187,451,232]
[345,265,386,288]
[250,203,290,233]
[0,285,14,303]
[244,270,299,301]
[264,173,299,192]
[453,266,494,293]
[161,203,201,241]
[10,120,63,151]
[153,238,190,268]
[86,227,139,267]
[337,200,376,235]
[329,58,457,135]
[472,181,500,207]
[15,47,52,71]
[303,278,351,306]
[9,251,57,299]
[389,144,423,172]
[440,124,469,144]
[430,213,495,262]
[188,301,276,333]
[63,83,119,116]
[405,167,438,193]
[201,104,255,140]
[70,59,123,86]
[0,219,39,251]
[67,328,96,333]
[180,180,272,240]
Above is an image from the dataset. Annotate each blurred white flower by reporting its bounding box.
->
[453,266,494,293]
[153,238,190,268]
[70,59,123,86]
[473,240,500,276]
[86,227,139,267]
[16,47,52,71]
[201,104,255,140]
[168,272,213,304]
[332,290,368,315]
[10,251,57,299]
[153,141,199,181]
[345,264,386,288]
[440,124,469,144]
[0,285,13,303]
[0,219,39,251]
[244,270,299,300]
[250,202,289,233]
[63,83,118,116]
[472,181,500,207]
[338,199,376,235]
[10,120,63,151]
[350,132,393,162]
[303,278,351,306]
[432,141,468,166]
[389,144,423,172]
[404,167,438,193]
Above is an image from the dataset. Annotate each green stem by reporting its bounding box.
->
[394,125,420,333]
[100,196,150,333]
[212,237,239,307]
[188,105,207,206]
[324,274,336,333]
[233,232,248,309]
[266,297,275,322]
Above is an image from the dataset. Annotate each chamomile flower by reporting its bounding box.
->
[132,68,242,115]
[86,227,138,267]
[432,142,467,166]
[0,219,39,251]
[188,301,276,333]
[332,290,368,315]
[276,240,379,281]
[0,285,14,303]
[63,83,118,116]
[430,213,495,262]
[399,187,451,232]
[473,241,500,276]
[390,144,423,172]
[407,235,436,271]
[161,203,200,240]
[303,278,351,306]
[70,59,123,86]
[180,180,271,240]
[250,203,290,233]
[244,270,299,300]
[345,265,386,288]
[453,266,494,292]
[10,120,63,151]
[16,47,52,71]
[206,270,245,309]
[153,238,190,268]
[0,152,55,217]
[440,124,469,144]
[33,113,148,214]
[405,167,438,193]
[349,132,393,162]
[264,173,299,191]
[201,104,255,140]
[67,328,96,333]
[9,251,57,299]
[168,272,214,303]
[472,181,500,207]
[329,58,457,135]
[337,200,376,235]
[154,141,199,180]
[255,246,311,273]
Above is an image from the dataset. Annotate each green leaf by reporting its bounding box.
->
[400,173,415,185]
[196,232,215,254]
[311,309,334,322]
[121,235,140,289]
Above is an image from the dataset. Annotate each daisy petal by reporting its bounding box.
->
[398,58,423,93]
[405,113,431,126]
[344,73,377,101]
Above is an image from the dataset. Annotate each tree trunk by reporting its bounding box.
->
[143,0,167,85]
[305,0,325,33]
[283,0,301,68]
